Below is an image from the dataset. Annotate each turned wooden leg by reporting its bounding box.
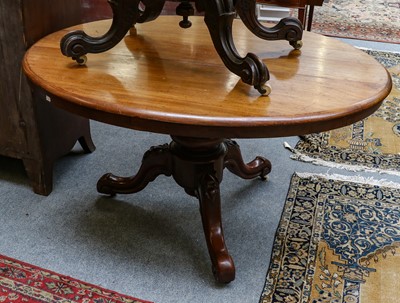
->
[307,5,315,31]
[223,140,271,180]
[97,144,172,195]
[196,173,235,283]
[298,7,306,29]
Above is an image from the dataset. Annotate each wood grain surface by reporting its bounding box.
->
[23,16,391,138]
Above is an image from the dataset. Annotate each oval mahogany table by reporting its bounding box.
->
[23,16,391,283]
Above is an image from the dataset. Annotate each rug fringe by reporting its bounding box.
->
[295,172,400,189]
[284,142,400,177]
[358,47,400,55]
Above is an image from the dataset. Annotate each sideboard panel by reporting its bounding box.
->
[0,0,94,195]
[0,1,33,158]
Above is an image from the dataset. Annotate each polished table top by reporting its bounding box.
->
[23,16,392,283]
[24,16,391,139]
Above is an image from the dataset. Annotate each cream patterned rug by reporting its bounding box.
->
[311,0,400,44]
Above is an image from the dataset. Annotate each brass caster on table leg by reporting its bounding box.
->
[73,55,87,65]
[290,40,303,50]
[255,82,272,96]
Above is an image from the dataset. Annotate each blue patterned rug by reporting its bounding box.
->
[260,173,400,303]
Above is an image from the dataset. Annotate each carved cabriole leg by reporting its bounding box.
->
[235,0,303,49]
[223,139,271,180]
[60,0,143,64]
[201,0,270,95]
[197,173,235,283]
[169,136,235,283]
[97,144,172,195]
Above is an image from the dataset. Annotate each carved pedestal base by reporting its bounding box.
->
[97,137,271,283]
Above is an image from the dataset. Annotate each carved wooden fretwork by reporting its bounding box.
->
[60,0,303,94]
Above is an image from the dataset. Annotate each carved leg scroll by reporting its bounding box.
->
[235,0,303,50]
[97,144,172,195]
[224,139,271,180]
[201,0,271,95]
[60,0,164,64]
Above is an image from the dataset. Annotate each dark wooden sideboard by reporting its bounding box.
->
[258,0,324,30]
[80,0,325,27]
[0,0,97,195]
